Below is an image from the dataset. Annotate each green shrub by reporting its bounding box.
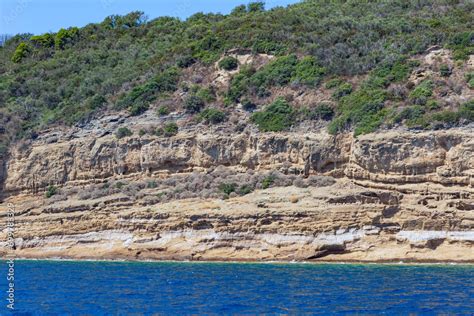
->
[198,108,226,124]
[466,72,474,89]
[409,80,433,105]
[238,185,253,196]
[459,100,474,121]
[251,98,295,132]
[393,105,425,124]
[311,104,334,120]
[328,86,386,135]
[154,128,163,137]
[426,100,440,110]
[163,122,179,137]
[116,127,133,139]
[449,31,474,61]
[226,66,256,102]
[228,54,324,102]
[353,109,388,136]
[115,68,179,115]
[439,64,451,77]
[430,110,460,125]
[248,2,265,12]
[252,55,298,87]
[45,185,58,198]
[219,56,239,71]
[262,175,275,189]
[184,95,205,113]
[11,42,31,63]
[154,67,180,93]
[129,102,149,116]
[157,105,170,116]
[115,182,126,189]
[293,56,326,86]
[369,60,412,87]
[332,82,353,100]
[252,40,287,55]
[231,4,247,16]
[176,56,196,68]
[195,87,216,103]
[87,95,107,110]
[219,183,237,195]
[147,181,158,188]
[54,27,79,50]
[31,33,54,48]
[325,78,344,89]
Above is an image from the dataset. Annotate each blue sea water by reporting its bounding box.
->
[0,261,473,315]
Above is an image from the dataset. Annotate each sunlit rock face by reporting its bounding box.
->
[1,127,473,262]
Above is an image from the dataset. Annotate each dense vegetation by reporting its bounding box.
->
[0,0,473,154]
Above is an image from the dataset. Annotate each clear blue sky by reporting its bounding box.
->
[0,0,301,35]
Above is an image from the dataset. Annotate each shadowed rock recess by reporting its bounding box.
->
[1,127,473,262]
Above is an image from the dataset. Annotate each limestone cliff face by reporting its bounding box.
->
[0,127,473,262]
[4,128,473,193]
[4,130,348,194]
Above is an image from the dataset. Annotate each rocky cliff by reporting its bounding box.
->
[1,124,473,262]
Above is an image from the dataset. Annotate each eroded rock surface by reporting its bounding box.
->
[1,128,473,262]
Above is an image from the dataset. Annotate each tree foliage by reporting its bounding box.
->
[0,0,472,143]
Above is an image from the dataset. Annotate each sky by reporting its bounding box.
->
[0,0,301,35]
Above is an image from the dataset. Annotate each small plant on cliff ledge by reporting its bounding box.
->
[219,56,239,71]
[115,127,133,139]
[198,108,226,124]
[45,185,58,198]
[184,95,205,113]
[157,105,170,116]
[163,122,179,137]
[219,183,237,195]
[238,185,254,196]
[262,175,276,189]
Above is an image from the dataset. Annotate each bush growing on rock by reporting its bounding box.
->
[310,104,334,121]
[466,72,474,89]
[219,183,237,195]
[115,127,133,139]
[198,108,226,124]
[184,95,205,113]
[325,78,344,89]
[86,95,107,110]
[262,175,276,189]
[439,64,452,77]
[251,98,295,132]
[176,56,196,68]
[332,82,353,100]
[116,68,180,115]
[162,122,179,137]
[219,56,239,71]
[409,80,433,105]
[45,185,58,198]
[157,105,170,116]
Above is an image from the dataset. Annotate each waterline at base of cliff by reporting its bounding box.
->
[1,260,473,314]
